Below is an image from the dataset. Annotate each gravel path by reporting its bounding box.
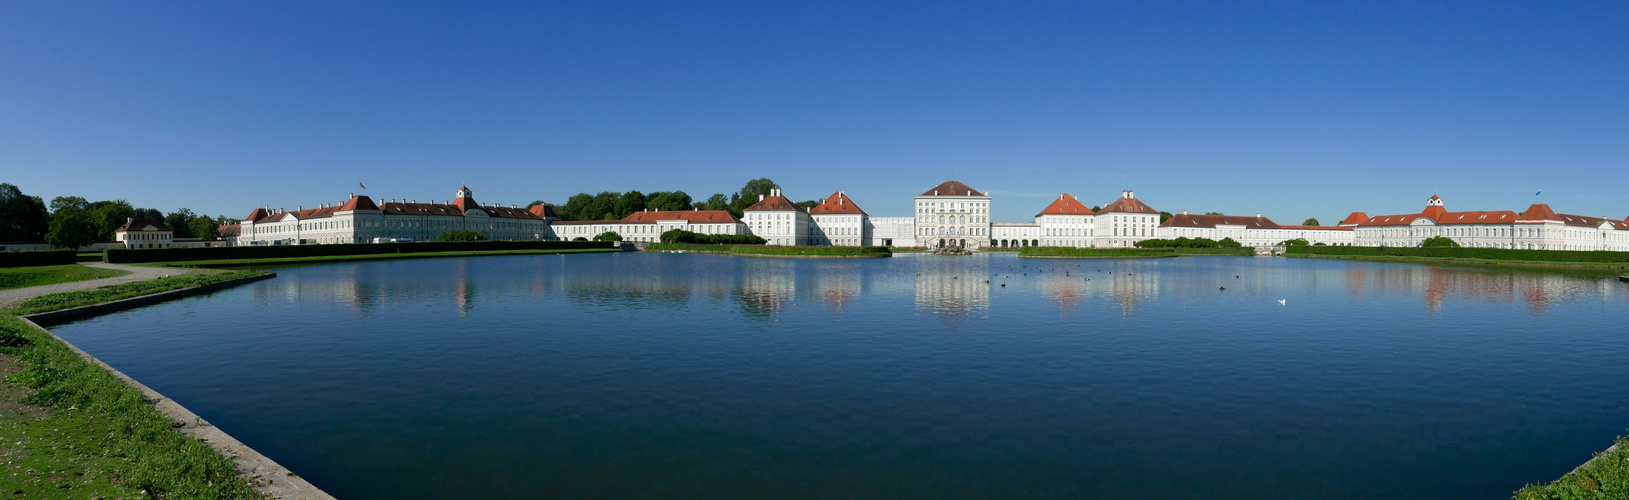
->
[0,263,178,308]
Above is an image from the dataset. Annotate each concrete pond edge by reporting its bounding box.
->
[20,272,337,500]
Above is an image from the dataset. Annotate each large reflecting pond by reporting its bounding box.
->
[51,253,1629,499]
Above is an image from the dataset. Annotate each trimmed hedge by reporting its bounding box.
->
[1020,246,1253,257]
[105,240,613,264]
[1286,245,1629,264]
[648,243,891,257]
[0,250,77,268]
[660,229,767,245]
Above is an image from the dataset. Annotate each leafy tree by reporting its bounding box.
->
[166,208,198,238]
[661,229,766,245]
[645,191,693,212]
[1421,236,1457,248]
[1205,211,1223,215]
[593,231,622,242]
[525,200,548,209]
[1159,211,1173,223]
[1302,218,1321,227]
[704,193,729,211]
[1218,237,1243,248]
[796,200,819,209]
[134,208,163,220]
[1090,205,1102,212]
[190,215,220,241]
[614,191,647,218]
[89,201,135,241]
[49,196,90,214]
[1281,238,1311,247]
[0,184,49,241]
[436,230,486,242]
[729,178,779,216]
[45,206,97,250]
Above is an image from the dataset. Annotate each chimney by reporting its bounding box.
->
[1182,210,1188,215]
[298,205,302,211]
[759,194,765,202]
[1257,213,1262,218]
[1128,190,1135,198]
[349,193,354,198]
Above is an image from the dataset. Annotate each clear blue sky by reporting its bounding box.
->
[3,1,1625,223]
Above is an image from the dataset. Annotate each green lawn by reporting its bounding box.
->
[0,271,268,498]
[1513,435,1629,499]
[0,264,131,291]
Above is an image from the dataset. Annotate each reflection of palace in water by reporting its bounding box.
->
[1345,265,1623,315]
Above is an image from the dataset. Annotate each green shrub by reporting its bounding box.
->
[0,250,77,268]
[1019,246,1253,257]
[1421,236,1458,248]
[435,230,485,242]
[103,240,611,264]
[660,229,767,245]
[594,231,622,242]
[1136,237,1222,248]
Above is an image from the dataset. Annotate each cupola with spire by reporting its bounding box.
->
[1422,192,1447,219]
[453,185,480,212]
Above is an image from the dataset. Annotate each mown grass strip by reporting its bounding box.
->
[158,247,621,268]
[647,243,891,257]
[0,264,131,291]
[0,270,267,498]
[1288,246,1629,266]
[1513,435,1629,499]
[1018,246,1253,258]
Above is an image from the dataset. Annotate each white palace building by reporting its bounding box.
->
[235,183,1629,252]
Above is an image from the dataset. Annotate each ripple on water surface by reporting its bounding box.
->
[50,253,1629,499]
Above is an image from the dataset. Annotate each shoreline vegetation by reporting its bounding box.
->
[0,264,130,291]
[648,243,892,258]
[1513,435,1628,499]
[1285,246,1629,271]
[1018,246,1254,258]
[1,269,269,497]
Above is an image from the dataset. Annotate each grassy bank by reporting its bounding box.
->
[158,247,621,268]
[648,243,892,258]
[1019,246,1254,258]
[0,264,131,291]
[1288,246,1629,268]
[1513,435,1628,499]
[1,271,267,497]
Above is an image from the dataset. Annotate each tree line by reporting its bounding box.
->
[0,183,237,250]
[529,178,824,221]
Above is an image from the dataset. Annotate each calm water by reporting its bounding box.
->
[51,253,1629,499]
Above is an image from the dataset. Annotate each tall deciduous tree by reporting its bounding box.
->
[45,206,96,250]
[614,191,647,218]
[1302,218,1321,226]
[190,215,220,241]
[89,201,135,242]
[705,193,729,211]
[1159,211,1173,223]
[166,208,198,238]
[49,196,90,214]
[730,178,779,216]
[0,183,50,241]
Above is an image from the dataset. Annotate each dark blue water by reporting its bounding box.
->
[50,253,1629,499]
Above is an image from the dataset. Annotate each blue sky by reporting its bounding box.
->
[2,1,1625,223]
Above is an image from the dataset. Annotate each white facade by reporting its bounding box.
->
[808,191,868,246]
[743,188,810,246]
[914,181,992,249]
[115,218,174,249]
[238,186,557,246]
[866,217,917,247]
[1346,195,1629,251]
[553,209,747,243]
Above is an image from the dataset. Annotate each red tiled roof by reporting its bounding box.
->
[116,218,172,232]
[919,181,985,197]
[1035,193,1094,217]
[1434,211,1518,225]
[528,204,560,219]
[550,220,620,225]
[217,223,241,237]
[1359,214,1430,226]
[339,195,379,212]
[621,210,743,224]
[1558,213,1629,230]
[1280,225,1353,231]
[1160,214,1280,229]
[809,191,866,215]
[1517,203,1559,222]
[245,208,270,223]
[1422,205,1447,219]
[745,192,805,212]
[1097,195,1158,214]
[1339,212,1371,225]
